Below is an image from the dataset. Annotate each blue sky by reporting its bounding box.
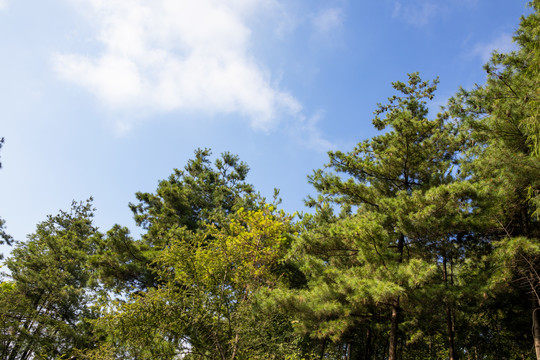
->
[0,0,530,253]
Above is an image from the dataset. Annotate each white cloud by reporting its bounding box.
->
[471,33,517,63]
[392,1,439,27]
[312,7,344,36]
[291,111,335,152]
[0,0,7,10]
[53,0,302,131]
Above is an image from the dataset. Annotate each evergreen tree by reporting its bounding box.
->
[92,149,261,294]
[279,73,474,360]
[449,1,540,357]
[0,200,102,360]
[130,148,257,239]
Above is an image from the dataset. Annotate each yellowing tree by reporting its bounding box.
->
[98,206,298,359]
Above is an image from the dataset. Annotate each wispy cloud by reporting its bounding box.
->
[312,7,344,36]
[0,0,8,10]
[290,111,335,152]
[297,111,336,152]
[391,0,480,27]
[471,33,517,63]
[53,0,303,131]
[392,1,440,27]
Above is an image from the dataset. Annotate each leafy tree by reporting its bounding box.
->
[82,150,310,358]
[0,200,102,360]
[95,206,301,359]
[93,149,262,294]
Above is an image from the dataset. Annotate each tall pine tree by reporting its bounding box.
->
[449,1,540,357]
[281,73,474,359]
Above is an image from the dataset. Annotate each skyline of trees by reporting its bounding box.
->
[1,1,540,359]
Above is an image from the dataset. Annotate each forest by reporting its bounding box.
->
[1,2,540,359]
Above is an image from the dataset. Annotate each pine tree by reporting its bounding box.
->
[449,1,540,357]
[283,73,474,359]
[91,148,261,294]
[1,200,102,359]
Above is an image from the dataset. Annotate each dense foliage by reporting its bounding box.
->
[2,2,540,359]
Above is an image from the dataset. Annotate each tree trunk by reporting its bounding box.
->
[443,254,457,360]
[389,234,405,360]
[320,338,327,360]
[363,327,372,360]
[230,333,239,360]
[533,307,540,360]
[446,302,456,360]
[389,300,400,360]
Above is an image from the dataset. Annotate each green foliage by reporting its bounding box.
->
[0,199,103,360]
[449,1,540,222]
[92,206,304,359]
[447,2,540,358]
[2,4,540,358]
[130,148,256,240]
[89,149,264,296]
[90,224,154,294]
[278,73,481,360]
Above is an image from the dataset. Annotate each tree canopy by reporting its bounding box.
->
[2,2,540,359]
